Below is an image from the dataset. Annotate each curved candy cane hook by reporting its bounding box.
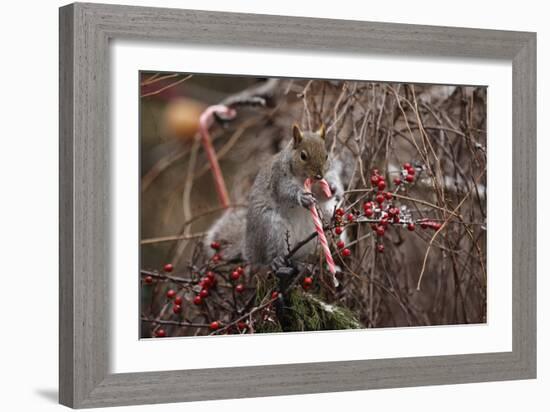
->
[198,105,237,208]
[304,178,339,287]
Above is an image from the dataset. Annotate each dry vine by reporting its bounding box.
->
[140,75,487,337]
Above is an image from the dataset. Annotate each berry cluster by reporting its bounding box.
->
[401,162,416,183]
[419,219,443,231]
[366,167,419,252]
[230,266,246,294]
[143,263,174,285]
[333,207,352,258]
[210,241,222,263]
[165,289,183,313]
[331,164,427,254]
[194,270,217,305]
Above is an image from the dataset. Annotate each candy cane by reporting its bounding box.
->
[304,178,339,287]
[198,105,237,208]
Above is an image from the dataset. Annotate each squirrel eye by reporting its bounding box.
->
[300,150,308,161]
[325,154,329,161]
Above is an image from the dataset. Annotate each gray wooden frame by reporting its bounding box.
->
[59,2,536,408]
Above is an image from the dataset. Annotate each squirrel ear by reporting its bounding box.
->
[317,123,326,140]
[292,123,303,147]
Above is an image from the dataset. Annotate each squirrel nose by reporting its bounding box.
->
[314,174,323,180]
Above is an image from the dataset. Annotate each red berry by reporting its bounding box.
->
[173,304,182,314]
[371,175,380,185]
[303,277,314,288]
[407,167,416,176]
[200,277,213,289]
[394,177,402,185]
[377,180,386,191]
[163,263,174,272]
[385,192,393,200]
[235,284,245,293]
[377,244,385,253]
[144,275,153,284]
[364,201,373,209]
[407,223,416,231]
[193,295,202,305]
[335,208,345,217]
[405,174,414,183]
[209,321,220,331]
[210,241,220,250]
[174,296,183,305]
[206,271,216,281]
[166,289,176,299]
[212,253,221,263]
[237,321,248,331]
[155,329,166,338]
[230,270,241,281]
[380,217,389,227]
[335,226,343,235]
[347,213,355,222]
[376,226,385,237]
[342,248,351,257]
[393,215,400,223]
[202,279,215,289]
[199,289,209,298]
[271,291,279,299]
[237,266,245,275]
[404,162,412,170]
[433,223,442,230]
[336,240,345,249]
[376,194,385,204]
[364,208,374,217]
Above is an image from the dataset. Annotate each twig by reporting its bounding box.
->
[141,232,207,245]
[209,296,278,335]
[141,74,193,98]
[141,317,210,328]
[416,169,486,290]
[141,269,194,284]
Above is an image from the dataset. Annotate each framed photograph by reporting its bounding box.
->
[59,2,536,408]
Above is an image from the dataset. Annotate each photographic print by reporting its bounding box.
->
[139,73,487,338]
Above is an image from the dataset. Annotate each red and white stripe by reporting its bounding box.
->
[198,105,237,209]
[304,178,339,287]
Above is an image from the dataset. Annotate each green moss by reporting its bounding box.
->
[252,275,361,333]
[255,275,278,305]
[255,319,283,334]
[284,289,361,332]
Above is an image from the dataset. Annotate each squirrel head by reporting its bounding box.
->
[289,123,328,181]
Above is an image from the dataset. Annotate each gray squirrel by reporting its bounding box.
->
[206,124,346,268]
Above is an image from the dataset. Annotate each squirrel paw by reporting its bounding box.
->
[271,256,298,292]
[271,255,289,272]
[298,191,316,208]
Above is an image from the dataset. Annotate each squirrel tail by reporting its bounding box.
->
[204,208,247,260]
